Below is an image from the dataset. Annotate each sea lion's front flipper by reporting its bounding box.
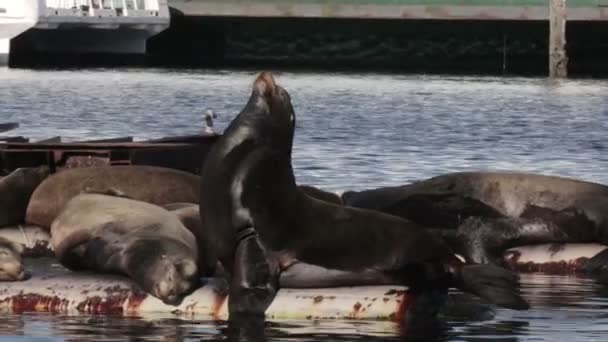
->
[230,227,279,317]
[449,263,529,310]
[279,262,397,288]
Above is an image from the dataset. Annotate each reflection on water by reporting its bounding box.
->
[1,68,608,341]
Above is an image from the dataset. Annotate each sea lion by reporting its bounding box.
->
[199,72,528,320]
[342,172,608,265]
[0,237,26,281]
[297,185,343,205]
[26,165,200,228]
[0,166,49,227]
[0,225,52,257]
[161,202,220,278]
[50,193,200,305]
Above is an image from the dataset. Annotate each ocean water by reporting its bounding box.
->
[1,67,608,341]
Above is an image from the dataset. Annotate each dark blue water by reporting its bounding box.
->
[1,67,608,341]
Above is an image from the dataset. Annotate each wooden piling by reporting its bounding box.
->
[549,0,568,78]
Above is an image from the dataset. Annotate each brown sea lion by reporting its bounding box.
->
[26,165,200,228]
[0,237,26,281]
[50,193,200,305]
[198,72,528,321]
[161,202,220,278]
[0,166,49,227]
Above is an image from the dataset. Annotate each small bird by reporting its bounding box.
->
[202,110,218,135]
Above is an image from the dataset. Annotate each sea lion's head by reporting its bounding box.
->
[247,72,296,152]
[126,238,200,306]
[0,238,27,281]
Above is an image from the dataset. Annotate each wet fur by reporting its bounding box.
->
[51,194,200,305]
[0,167,49,227]
[343,173,608,264]
[199,73,528,313]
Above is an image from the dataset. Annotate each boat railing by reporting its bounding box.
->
[44,0,161,17]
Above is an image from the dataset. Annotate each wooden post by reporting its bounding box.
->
[549,0,568,78]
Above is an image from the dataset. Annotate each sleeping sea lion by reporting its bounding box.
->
[50,193,200,305]
[0,237,26,281]
[26,165,200,228]
[342,172,608,266]
[198,72,528,320]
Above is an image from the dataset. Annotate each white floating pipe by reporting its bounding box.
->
[0,259,410,321]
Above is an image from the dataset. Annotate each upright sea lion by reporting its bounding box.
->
[342,172,608,265]
[50,193,200,305]
[0,167,49,227]
[0,237,26,281]
[26,165,200,228]
[199,72,528,320]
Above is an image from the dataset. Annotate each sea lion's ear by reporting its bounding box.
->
[253,72,277,97]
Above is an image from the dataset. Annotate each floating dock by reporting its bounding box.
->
[0,258,410,321]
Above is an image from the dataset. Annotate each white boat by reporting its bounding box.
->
[0,0,38,65]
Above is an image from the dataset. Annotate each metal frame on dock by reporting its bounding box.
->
[0,133,219,175]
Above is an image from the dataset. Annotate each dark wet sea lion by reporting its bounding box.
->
[0,167,49,227]
[199,72,528,319]
[297,185,343,205]
[342,172,608,265]
[26,165,200,229]
[0,237,26,281]
[50,193,200,305]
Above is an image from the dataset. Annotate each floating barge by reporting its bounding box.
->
[0,123,220,175]
[0,258,410,321]
[0,124,413,321]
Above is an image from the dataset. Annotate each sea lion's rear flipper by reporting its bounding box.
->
[456,217,571,265]
[229,227,279,317]
[279,262,397,288]
[450,263,529,310]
